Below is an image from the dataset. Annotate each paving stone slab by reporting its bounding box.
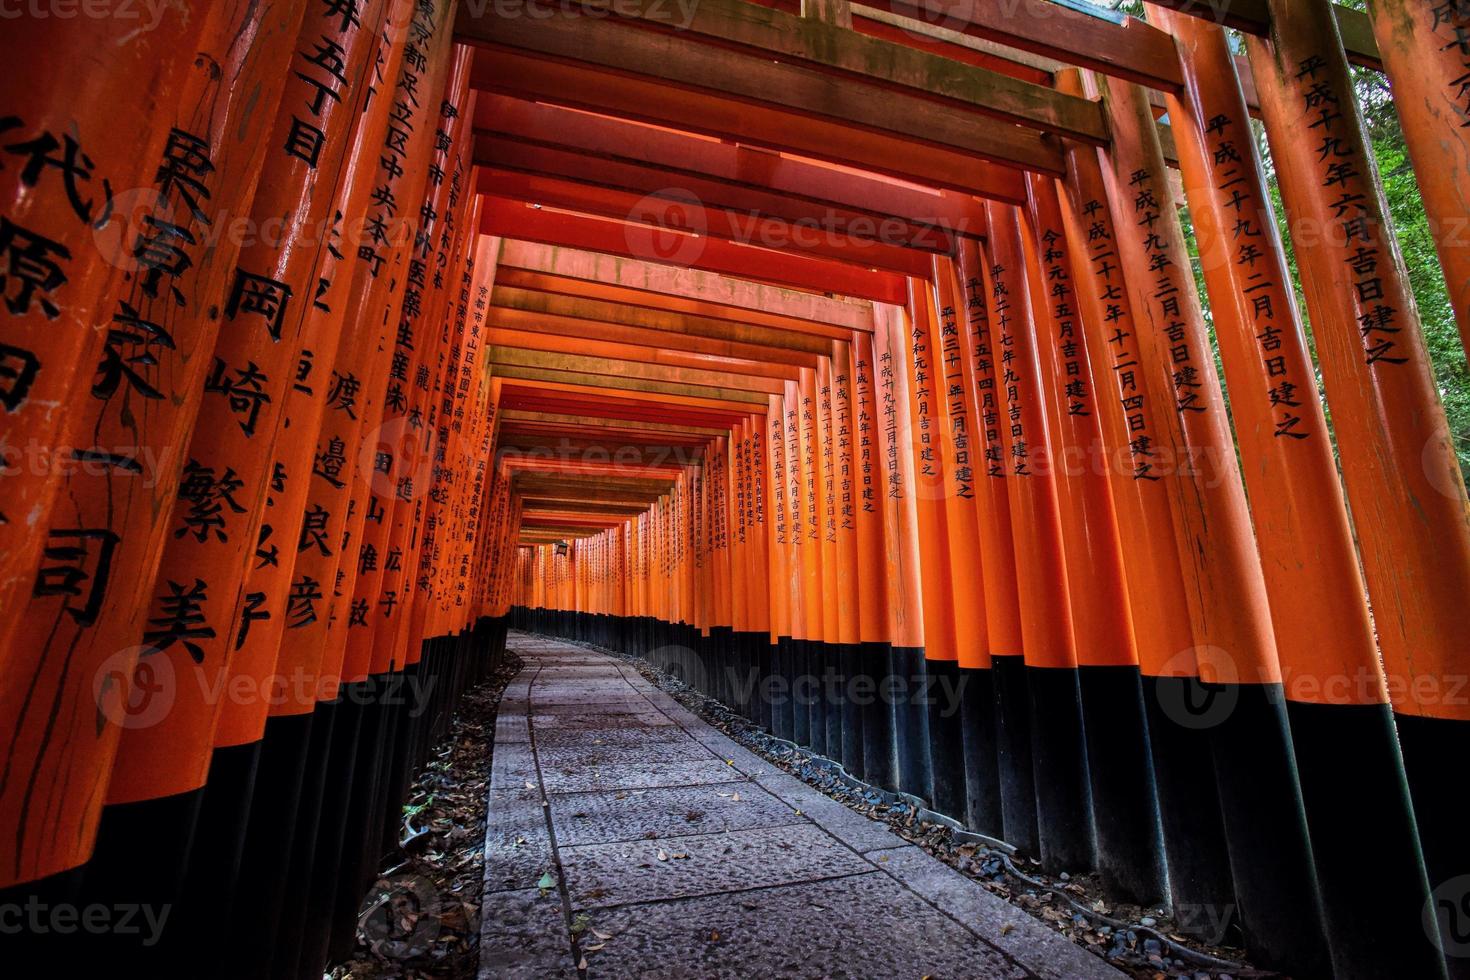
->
[477,888,579,979]
[490,742,540,789]
[531,710,676,730]
[867,845,1127,980]
[539,758,746,794]
[494,714,530,744]
[549,781,800,846]
[532,681,640,696]
[674,727,773,773]
[531,692,655,707]
[484,634,1121,980]
[561,824,873,909]
[747,768,903,853]
[483,822,556,895]
[533,726,701,751]
[535,739,714,772]
[573,873,1029,980]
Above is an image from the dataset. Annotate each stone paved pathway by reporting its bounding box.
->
[479,632,1124,979]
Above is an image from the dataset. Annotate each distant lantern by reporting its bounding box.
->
[554,540,569,557]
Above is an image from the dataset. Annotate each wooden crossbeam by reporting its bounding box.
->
[511,475,676,496]
[500,411,731,438]
[473,97,990,243]
[1145,0,1381,70]
[488,329,804,382]
[848,3,1056,82]
[492,278,848,350]
[496,242,875,331]
[556,0,1107,142]
[457,12,1065,173]
[467,48,1033,198]
[486,306,824,368]
[858,0,1186,90]
[481,198,910,304]
[481,169,937,276]
[493,365,773,407]
[497,386,749,428]
[490,347,787,397]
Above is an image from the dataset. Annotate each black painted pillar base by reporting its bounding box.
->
[0,865,86,957]
[808,640,829,758]
[1289,700,1446,979]
[76,783,204,965]
[825,643,844,764]
[839,642,865,779]
[860,642,896,792]
[791,639,812,749]
[298,695,365,977]
[991,654,1038,856]
[752,636,773,734]
[271,698,340,976]
[891,645,932,803]
[925,657,967,820]
[1077,665,1165,905]
[1206,683,1329,977]
[1139,675,1237,943]
[1398,710,1470,977]
[221,708,315,978]
[958,664,1003,838]
[154,737,262,970]
[325,676,391,964]
[1025,665,1093,874]
[771,636,793,742]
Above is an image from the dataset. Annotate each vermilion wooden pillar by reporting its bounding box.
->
[926,262,995,830]
[983,202,1092,874]
[111,0,396,969]
[0,0,304,923]
[831,343,863,774]
[872,301,930,801]
[816,359,842,754]
[797,367,826,753]
[1053,128,1235,930]
[1365,0,1470,356]
[1156,8,1443,974]
[953,237,1032,853]
[0,7,208,672]
[1248,5,1470,972]
[1093,69,1329,975]
[850,330,897,790]
[95,13,390,954]
[901,276,964,816]
[252,4,458,969]
[1022,171,1165,905]
[747,406,772,734]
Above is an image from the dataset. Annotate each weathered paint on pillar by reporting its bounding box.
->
[0,0,306,887]
[1366,0,1470,356]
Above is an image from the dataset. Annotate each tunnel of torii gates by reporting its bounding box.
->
[2,0,1470,975]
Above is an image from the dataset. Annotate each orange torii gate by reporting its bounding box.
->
[1,0,1468,977]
